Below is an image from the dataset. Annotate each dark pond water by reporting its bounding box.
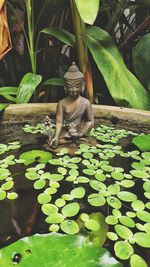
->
[0,122,150,267]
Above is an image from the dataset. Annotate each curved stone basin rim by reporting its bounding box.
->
[1,103,150,133]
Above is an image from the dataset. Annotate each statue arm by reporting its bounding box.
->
[51,102,63,145]
[79,101,94,137]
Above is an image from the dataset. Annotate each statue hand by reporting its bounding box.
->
[50,137,59,147]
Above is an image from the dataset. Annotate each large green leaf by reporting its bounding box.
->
[16,73,42,103]
[43,78,64,86]
[41,27,75,47]
[133,33,150,91]
[0,234,122,267]
[75,0,100,25]
[0,104,9,111]
[132,134,150,151]
[86,26,150,110]
[0,87,17,102]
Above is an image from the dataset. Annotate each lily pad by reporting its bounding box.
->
[130,254,148,267]
[60,220,79,235]
[70,187,85,199]
[62,203,80,217]
[117,191,137,202]
[20,150,52,165]
[130,170,149,179]
[88,193,106,207]
[134,232,150,247]
[132,134,150,151]
[114,241,134,260]
[115,224,133,240]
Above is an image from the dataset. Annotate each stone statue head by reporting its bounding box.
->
[64,62,85,95]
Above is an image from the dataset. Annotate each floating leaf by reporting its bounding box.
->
[115,224,133,240]
[0,233,122,266]
[80,213,89,222]
[106,215,118,225]
[130,254,148,267]
[114,241,134,260]
[0,190,6,200]
[25,171,37,180]
[107,232,118,241]
[46,213,64,224]
[132,134,150,152]
[42,204,58,215]
[7,192,18,200]
[1,181,14,191]
[90,180,106,191]
[95,173,106,181]
[131,200,145,211]
[107,196,122,209]
[88,193,106,207]
[62,203,80,217]
[130,169,149,179]
[137,211,150,223]
[119,216,135,228]
[134,232,150,247]
[108,184,120,195]
[71,187,85,199]
[120,180,135,188]
[77,176,90,183]
[49,224,59,232]
[20,150,52,165]
[62,194,74,201]
[49,174,64,181]
[38,193,52,204]
[60,220,79,234]
[101,165,114,172]
[85,219,100,231]
[111,172,124,181]
[55,198,66,207]
[117,191,137,202]
[82,169,96,175]
[34,180,46,189]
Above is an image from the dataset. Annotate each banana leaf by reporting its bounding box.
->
[0,87,17,102]
[41,27,75,47]
[16,73,42,104]
[0,103,9,111]
[44,78,64,86]
[86,26,150,110]
[75,0,100,25]
[132,33,150,92]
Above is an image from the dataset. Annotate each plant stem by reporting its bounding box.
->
[70,0,94,103]
[25,0,36,74]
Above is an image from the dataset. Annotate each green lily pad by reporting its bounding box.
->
[134,232,150,247]
[107,232,118,241]
[69,169,79,177]
[132,134,150,151]
[111,172,124,181]
[55,198,66,207]
[49,224,59,232]
[49,174,64,182]
[130,170,149,179]
[1,181,14,191]
[34,180,46,190]
[7,192,18,200]
[70,187,85,199]
[131,200,145,211]
[90,180,106,191]
[95,173,106,182]
[143,181,150,193]
[20,150,52,165]
[0,190,6,200]
[46,213,64,224]
[84,219,100,231]
[37,193,52,204]
[101,165,114,172]
[130,254,148,267]
[62,203,80,217]
[119,216,135,228]
[108,184,120,195]
[114,241,134,260]
[57,167,67,175]
[82,169,96,176]
[42,204,58,215]
[117,191,137,202]
[77,176,90,183]
[25,171,37,180]
[120,180,135,188]
[137,211,150,223]
[88,193,106,207]
[106,215,118,225]
[107,196,122,209]
[115,224,133,240]
[0,168,10,180]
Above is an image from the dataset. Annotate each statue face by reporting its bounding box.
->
[65,79,84,97]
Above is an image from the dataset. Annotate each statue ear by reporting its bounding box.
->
[81,81,85,94]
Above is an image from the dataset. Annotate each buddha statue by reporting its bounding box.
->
[50,62,94,147]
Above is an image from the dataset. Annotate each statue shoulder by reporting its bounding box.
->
[81,96,91,106]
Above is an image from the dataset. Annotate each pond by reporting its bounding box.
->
[0,120,150,267]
